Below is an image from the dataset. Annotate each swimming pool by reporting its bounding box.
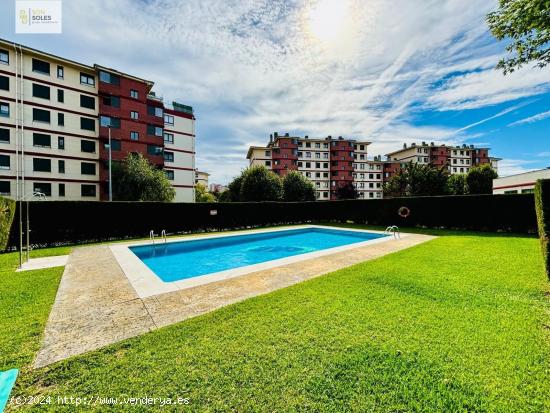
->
[130,227,388,282]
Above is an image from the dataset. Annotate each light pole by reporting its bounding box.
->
[108,125,112,201]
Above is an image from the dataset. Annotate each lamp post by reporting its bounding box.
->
[108,125,112,201]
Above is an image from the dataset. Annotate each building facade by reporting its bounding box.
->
[247,133,383,200]
[384,141,500,180]
[0,39,195,202]
[195,170,209,187]
[493,168,550,195]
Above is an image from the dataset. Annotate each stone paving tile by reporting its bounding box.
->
[34,234,435,368]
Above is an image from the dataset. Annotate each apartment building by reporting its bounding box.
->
[493,168,550,195]
[384,141,500,180]
[247,133,383,200]
[195,170,209,187]
[0,39,195,202]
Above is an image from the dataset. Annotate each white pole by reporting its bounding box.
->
[108,126,112,201]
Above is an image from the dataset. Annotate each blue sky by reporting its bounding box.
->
[1,0,549,184]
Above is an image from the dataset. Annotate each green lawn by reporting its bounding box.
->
[2,231,549,412]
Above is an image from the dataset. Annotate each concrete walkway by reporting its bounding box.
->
[16,255,69,272]
[34,233,435,368]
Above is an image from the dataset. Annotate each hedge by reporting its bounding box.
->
[0,196,16,251]
[5,194,536,249]
[534,179,550,279]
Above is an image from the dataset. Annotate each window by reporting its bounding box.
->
[80,117,96,131]
[147,125,163,136]
[80,95,95,109]
[521,188,535,194]
[33,133,51,148]
[130,111,139,120]
[0,75,8,91]
[0,154,9,169]
[58,183,65,197]
[81,184,96,197]
[80,140,96,153]
[0,181,9,196]
[130,131,139,141]
[33,182,51,196]
[33,108,50,123]
[32,83,50,99]
[164,151,174,162]
[0,50,8,65]
[81,162,96,175]
[98,71,120,85]
[100,116,120,128]
[80,73,95,86]
[33,158,51,172]
[58,160,65,174]
[57,89,64,103]
[165,170,174,180]
[110,139,121,151]
[504,190,518,195]
[164,114,174,125]
[57,65,64,79]
[148,106,163,117]
[103,96,120,108]
[0,128,9,143]
[58,113,64,126]
[265,160,271,166]
[58,136,65,150]
[147,145,163,155]
[163,133,174,144]
[130,89,139,99]
[32,58,50,75]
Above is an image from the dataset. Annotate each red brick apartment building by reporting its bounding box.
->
[0,39,195,202]
[247,135,500,200]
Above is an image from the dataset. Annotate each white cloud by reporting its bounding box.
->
[508,109,550,127]
[497,159,540,177]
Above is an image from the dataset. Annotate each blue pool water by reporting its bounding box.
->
[130,227,387,282]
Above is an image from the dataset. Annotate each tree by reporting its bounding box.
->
[466,164,498,194]
[195,183,216,203]
[239,165,283,202]
[487,0,550,74]
[112,153,175,202]
[283,171,316,201]
[335,183,359,200]
[221,174,245,202]
[447,174,469,195]
[383,162,449,197]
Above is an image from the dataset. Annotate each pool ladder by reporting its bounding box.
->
[149,230,168,244]
[385,225,401,239]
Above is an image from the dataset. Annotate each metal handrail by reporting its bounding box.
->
[161,230,167,243]
[384,225,401,239]
[149,230,156,244]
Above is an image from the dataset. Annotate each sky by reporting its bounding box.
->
[1,0,549,184]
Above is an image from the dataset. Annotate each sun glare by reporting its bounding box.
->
[308,0,349,44]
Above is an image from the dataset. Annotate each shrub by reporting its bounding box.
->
[6,194,537,249]
[534,179,550,278]
[467,164,498,194]
[240,166,283,202]
[0,196,16,251]
[283,171,316,201]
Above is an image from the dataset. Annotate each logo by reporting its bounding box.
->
[15,1,62,34]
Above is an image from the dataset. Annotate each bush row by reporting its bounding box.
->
[5,194,536,249]
[534,180,550,279]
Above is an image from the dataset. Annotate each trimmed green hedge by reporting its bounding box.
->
[534,179,550,278]
[0,196,16,251]
[5,194,536,249]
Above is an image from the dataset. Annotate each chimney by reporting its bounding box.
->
[422,141,426,146]
[285,132,289,137]
[403,143,407,149]
[269,134,273,143]
[274,132,278,138]
[305,135,309,139]
[328,135,332,139]
[430,142,434,146]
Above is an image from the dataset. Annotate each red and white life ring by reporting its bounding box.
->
[398,206,411,218]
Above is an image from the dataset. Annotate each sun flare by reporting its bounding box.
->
[307,0,349,44]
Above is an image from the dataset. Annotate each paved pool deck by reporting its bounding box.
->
[34,230,435,368]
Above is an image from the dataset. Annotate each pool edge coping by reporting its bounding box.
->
[110,225,407,298]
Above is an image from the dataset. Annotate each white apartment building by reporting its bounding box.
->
[493,168,550,195]
[0,38,196,202]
